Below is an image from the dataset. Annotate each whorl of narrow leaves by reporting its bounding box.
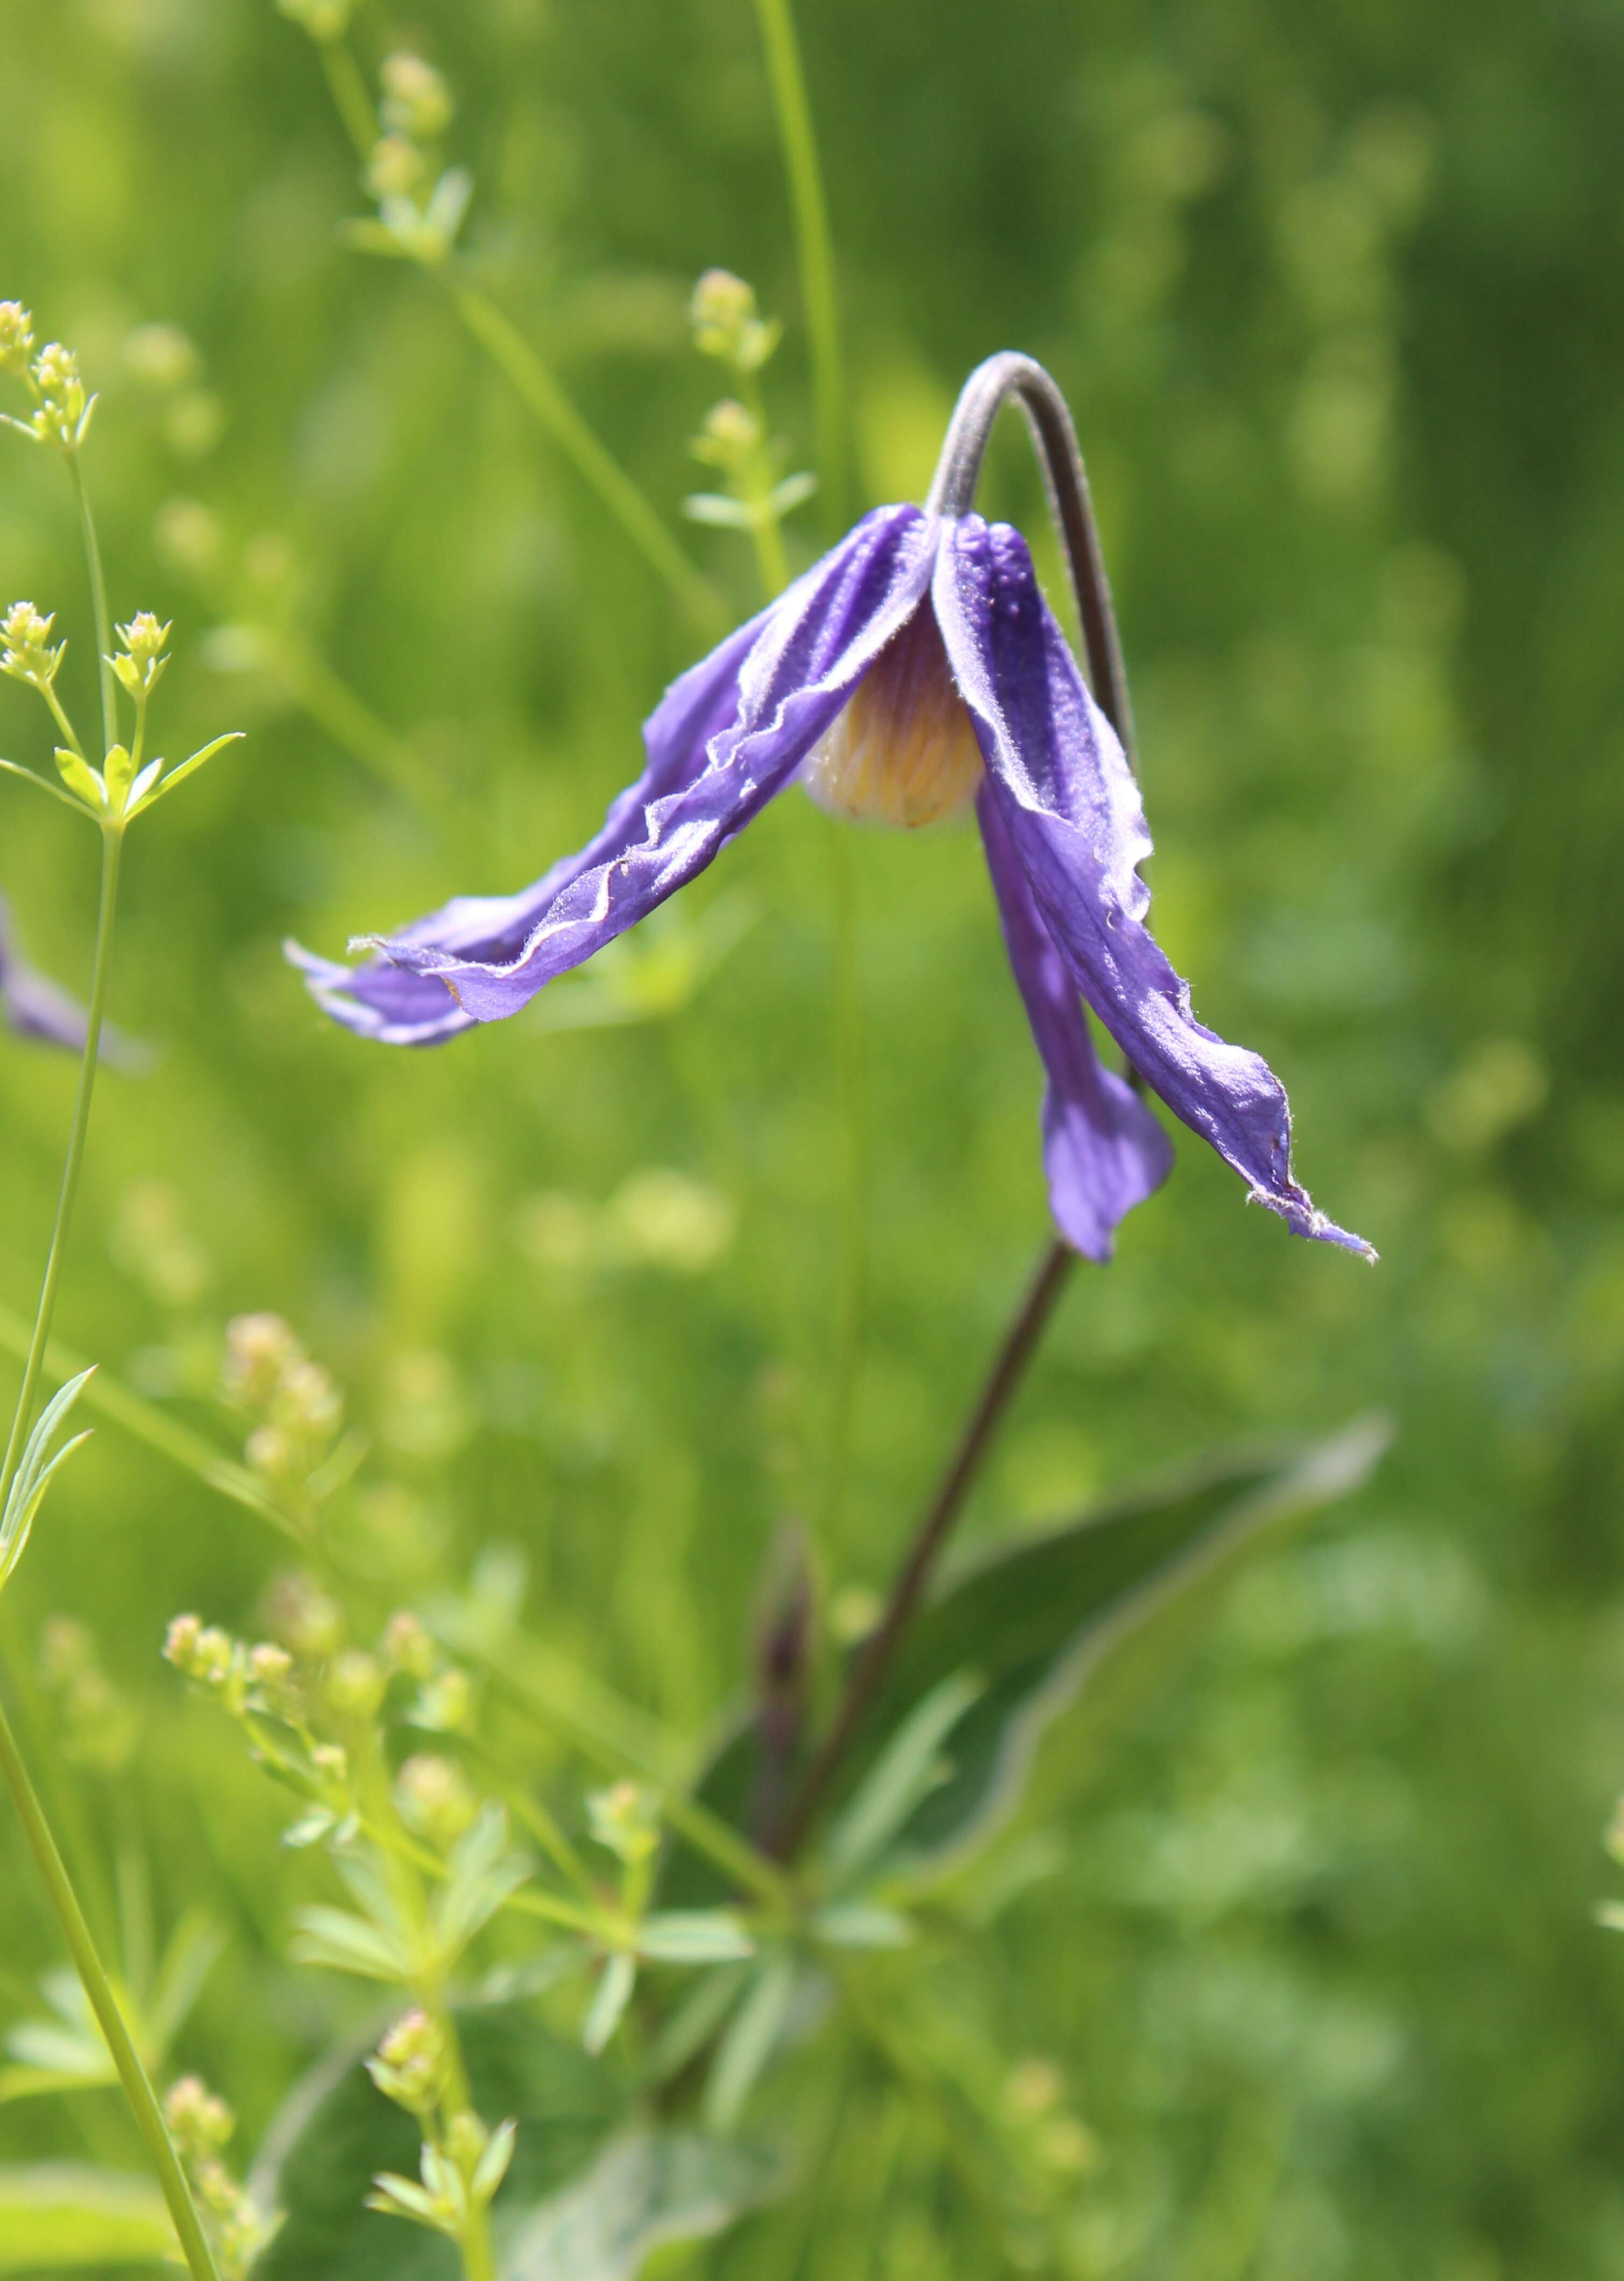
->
[0,1370,94,1596]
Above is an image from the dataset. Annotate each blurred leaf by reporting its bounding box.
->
[873,1419,1393,1873]
[824,1672,984,1886]
[582,1953,637,2056]
[665,1423,1388,1899]
[703,1955,798,2130]
[501,2128,780,2280]
[634,1910,754,1963]
[0,1369,94,1595]
[0,2166,173,2268]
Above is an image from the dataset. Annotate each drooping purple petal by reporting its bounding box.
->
[292,506,935,1037]
[0,896,143,1069]
[937,516,1371,1257]
[977,787,1172,1260]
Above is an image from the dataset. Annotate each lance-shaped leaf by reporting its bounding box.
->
[662,1420,1389,1900]
[0,1369,94,1595]
[0,2165,174,2269]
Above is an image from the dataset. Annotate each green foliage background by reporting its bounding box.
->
[1,0,1622,2272]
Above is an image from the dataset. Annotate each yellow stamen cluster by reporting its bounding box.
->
[803,605,984,830]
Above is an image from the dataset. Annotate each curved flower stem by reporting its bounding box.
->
[770,1240,1073,1860]
[772,356,1139,1859]
[0,824,121,1506]
[751,0,846,528]
[443,279,726,642]
[0,1702,221,2279]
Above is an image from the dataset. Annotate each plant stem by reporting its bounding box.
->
[770,1240,1074,1860]
[0,1701,220,2278]
[821,820,868,1548]
[752,0,847,528]
[67,456,117,763]
[444,279,726,641]
[0,825,122,1507]
[317,35,378,161]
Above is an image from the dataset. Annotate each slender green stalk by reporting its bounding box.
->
[0,826,121,1506]
[752,0,847,528]
[0,1699,218,2273]
[67,456,117,762]
[445,280,725,640]
[317,35,378,161]
[821,821,868,1547]
[740,371,792,598]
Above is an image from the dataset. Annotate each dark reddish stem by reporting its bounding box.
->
[768,1238,1074,1861]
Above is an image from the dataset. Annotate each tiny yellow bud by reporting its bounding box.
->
[29,343,91,451]
[0,302,35,374]
[701,398,758,454]
[367,133,426,203]
[380,52,453,142]
[382,1609,436,1680]
[324,1647,386,1720]
[117,611,170,664]
[163,1613,203,1669]
[395,1752,478,1847]
[587,1779,661,1865]
[1,600,65,688]
[690,269,756,354]
[164,2075,236,2158]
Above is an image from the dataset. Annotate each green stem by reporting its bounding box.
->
[740,370,792,599]
[0,825,122,1507]
[751,0,847,528]
[318,36,377,161]
[0,1702,220,2278]
[67,456,117,762]
[821,821,867,1549]
[444,279,726,641]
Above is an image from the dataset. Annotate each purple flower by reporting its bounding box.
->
[0,895,141,1068]
[290,501,1366,1260]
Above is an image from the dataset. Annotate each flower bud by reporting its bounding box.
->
[701,398,758,455]
[223,1312,300,1411]
[690,270,756,358]
[367,2007,448,2113]
[395,1753,478,1848]
[414,1666,473,1734]
[382,1609,436,1680]
[324,1648,386,1721]
[587,1780,660,1865]
[0,302,36,374]
[29,343,90,450]
[380,52,453,142]
[445,2109,489,2173]
[310,1740,349,1784]
[367,134,427,203]
[112,612,171,700]
[164,2074,236,2158]
[263,1571,344,1659]
[1,600,65,689]
[248,1640,294,1691]
[163,1613,202,1668]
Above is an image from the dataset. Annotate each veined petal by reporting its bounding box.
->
[978,787,1172,1260]
[292,504,934,1037]
[938,518,1370,1257]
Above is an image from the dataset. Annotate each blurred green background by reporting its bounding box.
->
[2,0,1623,2272]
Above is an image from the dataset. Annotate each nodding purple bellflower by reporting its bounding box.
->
[291,355,1369,1263]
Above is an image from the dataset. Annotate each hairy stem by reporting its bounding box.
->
[0,1700,221,2276]
[0,825,121,1506]
[752,0,847,528]
[770,1240,1074,1860]
[445,279,725,640]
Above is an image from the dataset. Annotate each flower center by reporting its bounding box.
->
[802,604,983,830]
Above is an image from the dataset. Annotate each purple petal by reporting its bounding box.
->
[937,517,1371,1258]
[978,786,1172,1260]
[0,896,143,1069]
[292,505,935,1037]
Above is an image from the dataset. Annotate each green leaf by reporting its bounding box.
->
[824,1671,984,1886]
[0,1369,95,1593]
[703,1955,797,2130]
[663,1422,1389,1897]
[634,1911,754,1964]
[251,2004,621,2281]
[127,728,243,816]
[869,1419,1393,1873]
[501,2129,779,2280]
[0,2165,173,2268]
[581,1953,636,2056]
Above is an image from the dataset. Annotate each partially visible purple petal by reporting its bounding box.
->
[294,505,934,1036]
[977,787,1172,1260]
[938,517,1371,1257]
[0,896,144,1069]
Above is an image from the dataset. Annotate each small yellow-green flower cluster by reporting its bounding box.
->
[366,2007,449,2116]
[0,310,95,455]
[683,272,815,576]
[162,2076,273,2281]
[349,53,471,267]
[1,600,64,690]
[222,1312,346,1525]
